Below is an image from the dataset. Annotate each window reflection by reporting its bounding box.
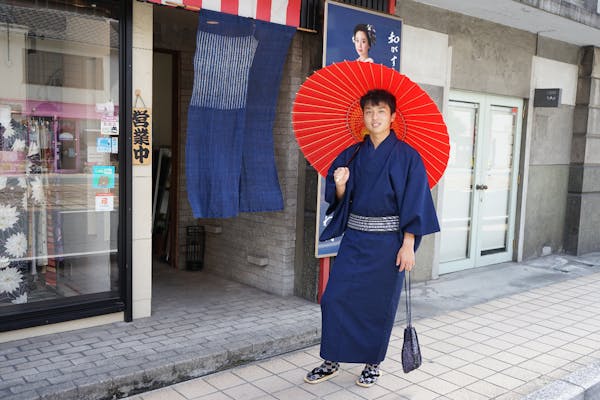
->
[0,1,120,309]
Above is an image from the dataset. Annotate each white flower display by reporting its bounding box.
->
[0,204,19,231]
[0,177,6,190]
[0,258,9,269]
[5,232,27,258]
[2,124,15,139]
[0,267,23,294]
[11,293,27,304]
[30,177,45,204]
[17,177,27,189]
[12,138,26,152]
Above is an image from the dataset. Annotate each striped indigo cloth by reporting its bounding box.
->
[186,10,256,218]
[186,9,294,218]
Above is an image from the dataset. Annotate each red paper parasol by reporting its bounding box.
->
[292,61,450,188]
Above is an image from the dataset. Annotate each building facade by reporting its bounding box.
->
[0,0,598,338]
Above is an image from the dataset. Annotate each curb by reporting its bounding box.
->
[36,328,321,400]
[522,361,600,400]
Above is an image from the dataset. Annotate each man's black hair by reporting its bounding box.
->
[360,89,396,114]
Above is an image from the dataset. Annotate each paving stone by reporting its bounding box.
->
[0,347,20,357]
[4,390,39,400]
[6,349,41,360]
[47,371,85,385]
[0,377,26,391]
[50,336,79,346]
[2,366,41,381]
[9,379,49,394]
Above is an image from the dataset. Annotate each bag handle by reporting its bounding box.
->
[345,139,364,168]
[404,270,413,327]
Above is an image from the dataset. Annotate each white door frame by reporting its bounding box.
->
[439,90,523,275]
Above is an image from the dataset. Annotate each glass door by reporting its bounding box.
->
[439,92,522,274]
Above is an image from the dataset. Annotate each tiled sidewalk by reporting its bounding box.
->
[125,272,600,400]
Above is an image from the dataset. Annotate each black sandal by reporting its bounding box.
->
[304,361,339,384]
[355,364,381,388]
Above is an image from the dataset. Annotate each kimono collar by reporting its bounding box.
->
[365,131,398,149]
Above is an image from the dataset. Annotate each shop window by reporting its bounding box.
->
[0,0,125,330]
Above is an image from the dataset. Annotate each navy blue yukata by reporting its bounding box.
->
[319,132,440,364]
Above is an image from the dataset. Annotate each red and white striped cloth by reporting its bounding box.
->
[145,0,301,27]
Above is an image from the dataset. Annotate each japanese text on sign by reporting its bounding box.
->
[388,31,400,67]
[132,108,152,165]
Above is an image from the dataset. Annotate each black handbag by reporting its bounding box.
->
[402,271,422,373]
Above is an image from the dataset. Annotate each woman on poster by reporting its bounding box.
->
[353,23,376,63]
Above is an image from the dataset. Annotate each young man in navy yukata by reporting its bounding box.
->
[305,89,440,387]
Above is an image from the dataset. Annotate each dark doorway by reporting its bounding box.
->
[152,49,179,268]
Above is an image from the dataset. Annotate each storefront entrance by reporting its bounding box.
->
[439,91,523,274]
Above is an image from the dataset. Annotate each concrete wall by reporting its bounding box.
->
[397,1,534,97]
[566,46,600,255]
[522,56,579,259]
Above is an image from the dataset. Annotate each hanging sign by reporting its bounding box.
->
[132,107,152,165]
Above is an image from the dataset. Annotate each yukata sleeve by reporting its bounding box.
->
[323,148,352,215]
[319,147,354,241]
[393,149,440,251]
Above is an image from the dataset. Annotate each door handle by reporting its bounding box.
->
[475,184,488,190]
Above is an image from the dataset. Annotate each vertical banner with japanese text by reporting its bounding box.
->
[132,108,152,165]
[316,1,402,257]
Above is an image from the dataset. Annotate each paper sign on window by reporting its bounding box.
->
[95,193,114,211]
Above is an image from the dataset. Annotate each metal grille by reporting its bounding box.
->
[338,0,390,12]
[300,0,391,31]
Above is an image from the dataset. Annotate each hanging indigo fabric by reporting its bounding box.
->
[239,20,294,213]
[186,10,258,218]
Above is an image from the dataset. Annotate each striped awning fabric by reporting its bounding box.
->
[144,0,301,27]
